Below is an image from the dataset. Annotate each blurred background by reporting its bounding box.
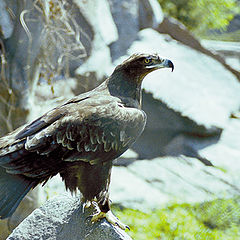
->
[0,0,240,239]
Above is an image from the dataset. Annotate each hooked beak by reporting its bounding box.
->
[146,58,174,72]
[161,59,174,72]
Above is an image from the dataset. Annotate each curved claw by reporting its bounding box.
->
[90,210,129,230]
[82,200,92,213]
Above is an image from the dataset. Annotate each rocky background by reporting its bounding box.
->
[0,0,240,239]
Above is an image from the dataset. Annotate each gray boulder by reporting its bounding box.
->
[108,0,139,60]
[225,14,240,32]
[139,0,164,29]
[201,40,240,71]
[107,28,240,210]
[110,156,240,211]
[127,29,240,127]
[157,16,240,80]
[120,28,240,163]
[74,0,117,93]
[7,195,132,240]
[133,91,221,164]
[108,0,165,60]
[0,0,14,39]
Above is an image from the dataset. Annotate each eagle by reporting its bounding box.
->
[0,53,173,229]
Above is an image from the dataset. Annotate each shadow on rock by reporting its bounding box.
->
[132,91,222,166]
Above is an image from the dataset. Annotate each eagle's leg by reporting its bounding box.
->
[91,199,130,230]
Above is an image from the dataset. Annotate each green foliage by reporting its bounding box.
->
[113,197,240,240]
[158,0,240,33]
[202,29,240,41]
[195,198,240,230]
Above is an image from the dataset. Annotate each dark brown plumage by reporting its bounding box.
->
[0,53,173,228]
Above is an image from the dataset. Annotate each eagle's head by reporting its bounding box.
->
[108,53,174,105]
[114,53,174,84]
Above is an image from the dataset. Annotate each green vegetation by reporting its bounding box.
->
[113,198,240,240]
[201,29,240,42]
[158,0,240,35]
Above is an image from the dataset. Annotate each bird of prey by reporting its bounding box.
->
[0,53,173,229]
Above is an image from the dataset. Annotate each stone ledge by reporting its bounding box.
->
[7,194,132,240]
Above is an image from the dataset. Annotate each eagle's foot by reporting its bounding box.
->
[105,210,130,230]
[91,210,130,230]
[91,210,106,222]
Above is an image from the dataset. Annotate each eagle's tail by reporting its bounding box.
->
[0,167,35,219]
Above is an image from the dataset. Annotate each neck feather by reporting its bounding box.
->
[107,70,143,107]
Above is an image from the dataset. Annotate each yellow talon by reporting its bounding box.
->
[91,210,129,230]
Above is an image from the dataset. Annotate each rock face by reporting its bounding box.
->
[7,195,132,240]
[226,14,240,32]
[157,17,240,81]
[110,156,240,211]
[201,40,240,71]
[74,0,117,86]
[127,29,240,128]
[133,91,221,163]
[0,0,14,38]
[108,0,139,61]
[113,28,240,164]
[139,0,164,29]
[108,29,240,210]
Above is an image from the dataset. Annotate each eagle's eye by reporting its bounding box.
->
[144,58,152,64]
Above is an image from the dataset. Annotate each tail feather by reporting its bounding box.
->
[0,167,35,219]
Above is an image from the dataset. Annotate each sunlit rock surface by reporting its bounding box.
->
[110,156,239,211]
[109,28,240,210]
[127,28,240,128]
[201,39,240,71]
[108,0,139,60]
[110,119,240,210]
[139,0,164,29]
[75,0,118,46]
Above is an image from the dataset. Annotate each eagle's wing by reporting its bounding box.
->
[0,94,146,178]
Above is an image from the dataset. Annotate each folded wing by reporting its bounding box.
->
[0,95,146,179]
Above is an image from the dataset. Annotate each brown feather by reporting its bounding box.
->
[0,53,173,219]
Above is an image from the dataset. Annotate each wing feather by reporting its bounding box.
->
[0,94,146,177]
